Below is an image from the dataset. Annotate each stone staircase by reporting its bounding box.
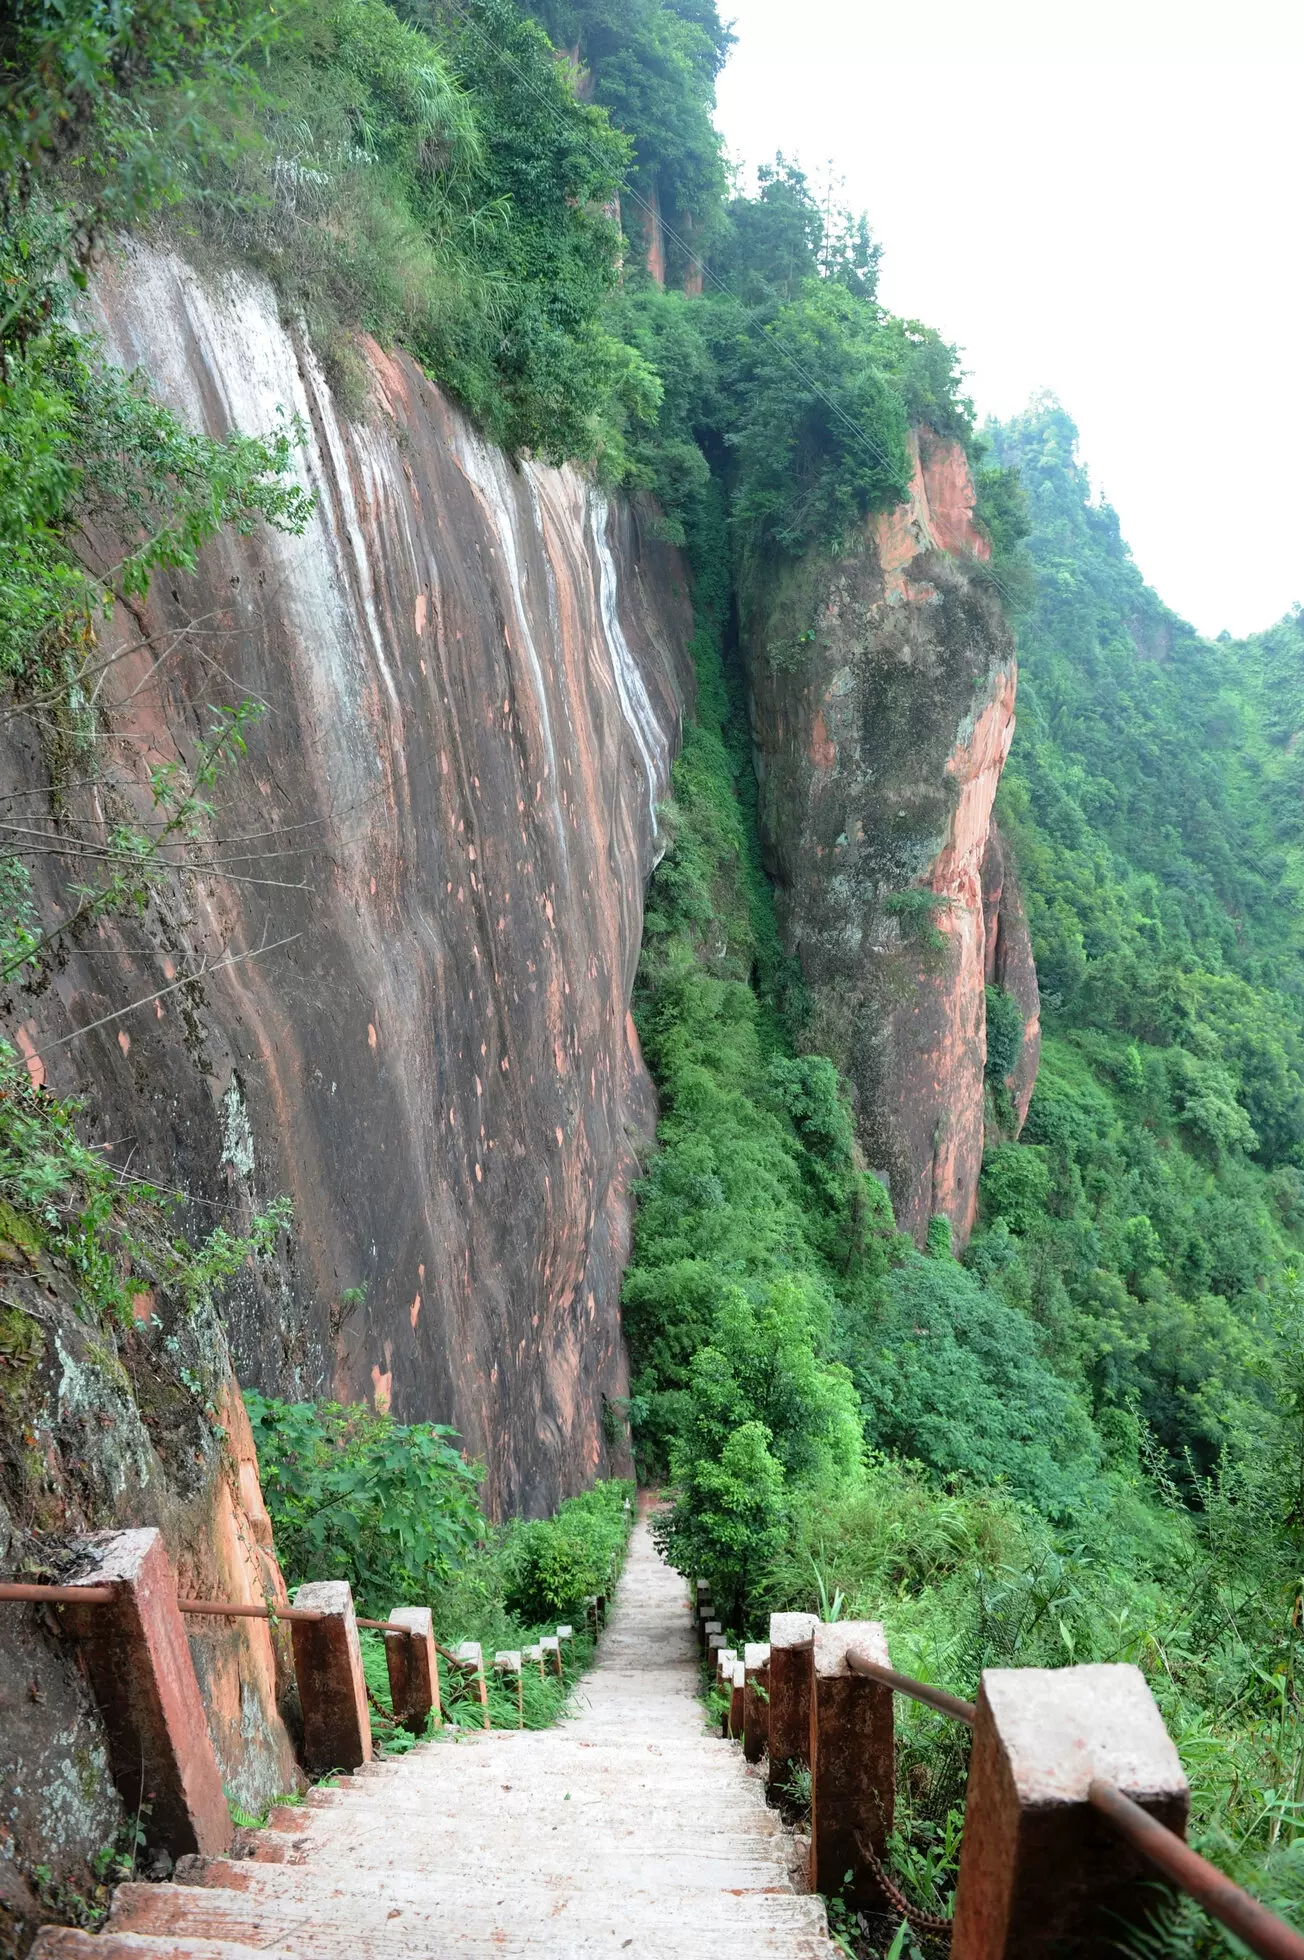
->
[33,1520,832,1959]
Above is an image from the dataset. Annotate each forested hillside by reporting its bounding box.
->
[985,400,1304,1502]
[5,0,1304,1949]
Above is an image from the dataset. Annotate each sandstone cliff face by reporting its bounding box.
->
[745,430,1037,1247]
[3,240,691,1508]
[1,241,691,1928]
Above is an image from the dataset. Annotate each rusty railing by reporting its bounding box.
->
[1,1537,603,1864]
[694,1578,1304,1960]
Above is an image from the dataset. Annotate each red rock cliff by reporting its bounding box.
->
[746,429,1038,1247]
[3,242,693,1520]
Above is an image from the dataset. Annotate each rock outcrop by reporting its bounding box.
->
[1,237,693,1916]
[745,429,1037,1248]
[3,240,692,1517]
[0,1229,300,1928]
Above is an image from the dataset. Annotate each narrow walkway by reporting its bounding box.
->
[37,1519,832,1958]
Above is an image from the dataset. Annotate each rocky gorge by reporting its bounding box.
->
[0,245,1030,1912]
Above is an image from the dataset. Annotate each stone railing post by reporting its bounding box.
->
[61,1529,232,1858]
[809,1623,894,1906]
[949,1662,1189,1959]
[714,1647,736,1733]
[384,1606,442,1733]
[455,1640,492,1727]
[701,1615,722,1654]
[767,1612,818,1795]
[291,1580,371,1771]
[728,1658,746,1741]
[743,1642,770,1764]
[494,1651,524,1727]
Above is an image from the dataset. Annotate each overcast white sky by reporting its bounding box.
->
[714,0,1304,637]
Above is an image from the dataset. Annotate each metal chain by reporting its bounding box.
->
[854,1832,954,1941]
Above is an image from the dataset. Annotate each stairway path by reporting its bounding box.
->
[35,1516,832,1959]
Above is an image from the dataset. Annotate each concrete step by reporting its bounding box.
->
[36,1935,831,1960]
[185,1848,798,1898]
[107,1882,829,1954]
[43,1517,829,1960]
[31,1935,269,1960]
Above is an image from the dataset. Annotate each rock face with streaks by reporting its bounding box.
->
[745,429,1037,1248]
[3,240,693,1521]
[3,237,693,1924]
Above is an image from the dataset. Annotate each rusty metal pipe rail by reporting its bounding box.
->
[356,1616,469,1670]
[0,1581,116,1606]
[4,1580,474,1670]
[179,1597,327,1626]
[1089,1779,1304,1960]
[182,1601,465,1669]
[845,1646,977,1726]
[842,1644,1304,1960]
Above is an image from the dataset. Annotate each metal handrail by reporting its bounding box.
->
[845,1647,977,1726]
[179,1597,327,1625]
[356,1617,471,1669]
[1089,1780,1304,1960]
[0,1581,116,1606]
[841,1643,1304,1960]
[2,1579,480,1672]
[182,1600,467,1666]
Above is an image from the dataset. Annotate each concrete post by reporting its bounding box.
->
[949,1663,1190,1960]
[384,1606,442,1733]
[539,1635,563,1680]
[715,1648,736,1735]
[809,1622,894,1907]
[494,1651,524,1728]
[290,1581,371,1772]
[456,1641,492,1727]
[701,1616,721,1653]
[728,1658,746,1741]
[767,1612,818,1795]
[525,1643,546,1682]
[61,1529,232,1858]
[743,1642,770,1764]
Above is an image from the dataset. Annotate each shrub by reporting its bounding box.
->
[984,983,1025,1086]
[848,1252,1101,1518]
[244,1394,486,1617]
[502,1480,634,1622]
[980,1142,1051,1236]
